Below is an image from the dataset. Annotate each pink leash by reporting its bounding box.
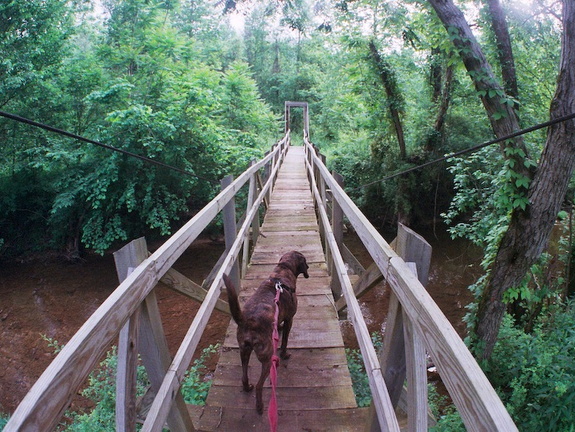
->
[268,282,283,432]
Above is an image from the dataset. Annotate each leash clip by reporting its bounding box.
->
[275,281,284,293]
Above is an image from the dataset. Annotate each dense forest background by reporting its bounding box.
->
[2,0,575,430]
[1,0,562,259]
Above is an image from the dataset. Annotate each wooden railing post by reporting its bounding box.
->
[242,161,259,277]
[114,238,147,432]
[367,224,432,432]
[113,238,194,432]
[222,175,240,291]
[330,171,344,298]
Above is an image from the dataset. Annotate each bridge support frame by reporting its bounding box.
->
[285,101,309,138]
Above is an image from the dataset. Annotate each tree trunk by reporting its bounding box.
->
[368,40,407,160]
[427,0,531,180]
[477,0,575,357]
[428,0,575,358]
[486,0,519,100]
[426,58,454,152]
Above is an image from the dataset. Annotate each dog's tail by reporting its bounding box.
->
[223,274,243,325]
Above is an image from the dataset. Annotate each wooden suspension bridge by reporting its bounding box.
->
[4,102,517,431]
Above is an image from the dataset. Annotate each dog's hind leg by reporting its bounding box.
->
[255,358,271,414]
[279,318,293,360]
[240,344,254,393]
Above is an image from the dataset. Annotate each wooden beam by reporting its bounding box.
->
[160,266,230,315]
[242,164,257,276]
[394,223,432,285]
[403,307,428,431]
[341,243,366,276]
[336,261,383,312]
[113,238,147,432]
[222,175,240,291]
[306,154,401,431]
[330,172,344,298]
[3,139,286,432]
[304,139,517,432]
[114,238,194,431]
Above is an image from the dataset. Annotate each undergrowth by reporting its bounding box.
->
[0,338,221,431]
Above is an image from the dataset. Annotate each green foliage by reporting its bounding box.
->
[64,348,128,432]
[485,304,575,431]
[427,383,465,432]
[0,414,9,431]
[345,332,382,407]
[181,343,221,405]
[442,148,509,255]
[36,338,220,430]
[0,0,278,258]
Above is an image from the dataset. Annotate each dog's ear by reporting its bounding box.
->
[296,252,309,278]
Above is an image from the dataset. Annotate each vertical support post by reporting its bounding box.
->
[318,153,330,272]
[403,307,428,431]
[222,175,240,290]
[285,102,290,134]
[366,224,432,432]
[330,171,344,297]
[303,103,309,139]
[242,161,258,277]
[113,238,194,432]
[114,239,148,432]
[263,150,271,183]
[395,223,431,432]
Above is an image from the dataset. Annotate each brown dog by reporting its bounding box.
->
[223,250,309,414]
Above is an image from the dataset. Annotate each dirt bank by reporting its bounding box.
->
[0,238,227,415]
[0,228,481,417]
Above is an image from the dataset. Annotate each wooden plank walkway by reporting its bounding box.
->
[190,146,368,431]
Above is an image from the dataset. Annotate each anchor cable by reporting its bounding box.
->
[0,110,218,184]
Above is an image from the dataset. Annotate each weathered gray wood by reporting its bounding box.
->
[306,153,401,431]
[395,223,432,285]
[114,239,147,432]
[222,175,240,292]
[331,171,344,298]
[285,101,309,137]
[304,138,517,432]
[242,162,257,276]
[116,309,140,432]
[140,139,289,432]
[4,140,286,432]
[113,237,194,432]
[256,172,269,210]
[160,266,230,315]
[139,291,194,432]
[191,406,369,432]
[403,309,428,432]
[336,260,383,312]
[203,146,363,431]
[341,243,366,275]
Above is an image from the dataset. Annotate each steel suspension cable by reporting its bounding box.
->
[349,111,575,191]
[0,110,218,184]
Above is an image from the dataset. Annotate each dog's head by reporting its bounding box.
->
[280,251,309,279]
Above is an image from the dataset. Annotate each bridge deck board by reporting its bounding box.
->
[191,146,368,431]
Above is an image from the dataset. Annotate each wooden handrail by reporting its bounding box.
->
[303,137,518,432]
[4,134,289,432]
[140,134,289,432]
[305,151,401,431]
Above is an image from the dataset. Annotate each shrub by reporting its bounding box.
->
[0,415,9,431]
[180,343,221,405]
[32,338,220,431]
[346,333,383,407]
[485,302,575,431]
